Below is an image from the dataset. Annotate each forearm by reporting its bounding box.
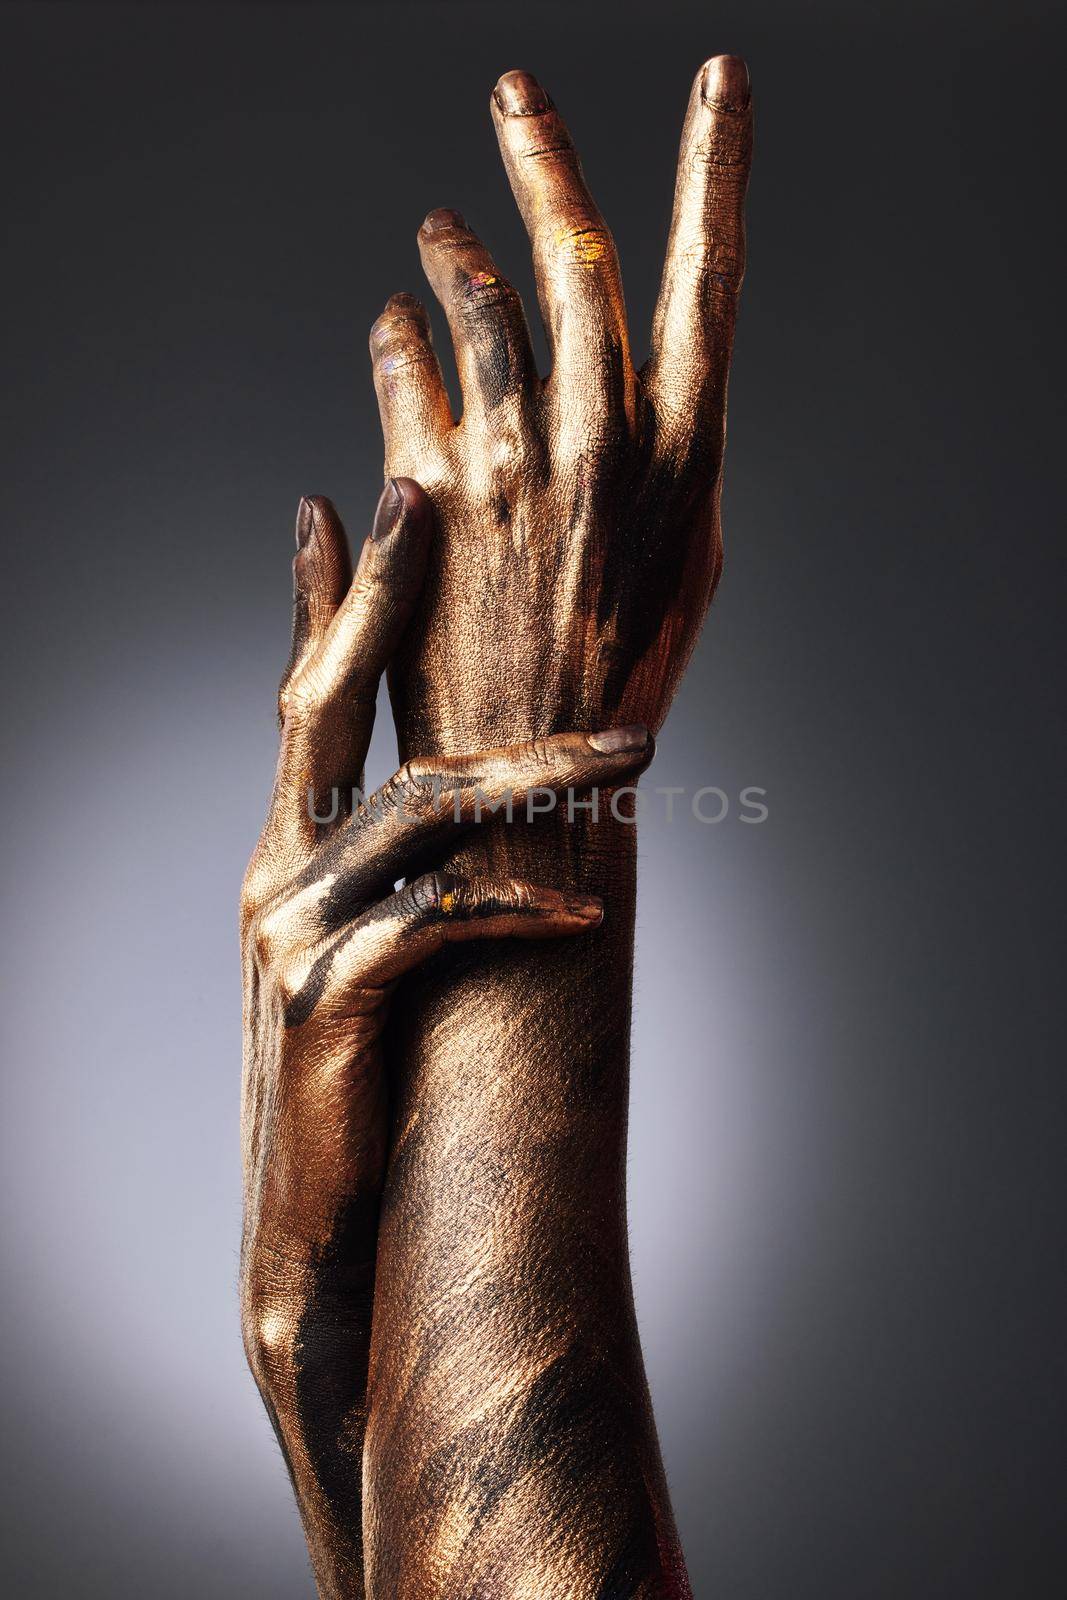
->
[241,1033,384,1598]
[365,810,690,1597]
[242,1246,376,1599]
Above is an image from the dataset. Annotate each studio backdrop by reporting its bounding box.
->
[2,2,1063,1596]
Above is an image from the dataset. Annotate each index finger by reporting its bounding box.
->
[269,480,434,858]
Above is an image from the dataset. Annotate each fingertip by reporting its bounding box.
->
[369,288,453,450]
[586,724,650,756]
[295,494,341,551]
[492,68,549,118]
[395,480,436,552]
[296,496,315,550]
[701,54,751,113]
[585,722,655,778]
[357,478,434,584]
[370,478,404,542]
[563,892,604,928]
[384,290,428,320]
[281,497,351,712]
[502,884,603,937]
[392,476,434,517]
[292,497,350,599]
[420,207,468,239]
[370,294,430,354]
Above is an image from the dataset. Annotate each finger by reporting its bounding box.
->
[314,477,433,748]
[278,496,353,719]
[307,873,602,1019]
[490,69,633,420]
[416,208,537,424]
[369,292,453,474]
[306,724,654,918]
[269,479,433,854]
[645,55,753,461]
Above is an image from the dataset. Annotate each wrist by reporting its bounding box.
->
[240,1233,375,1384]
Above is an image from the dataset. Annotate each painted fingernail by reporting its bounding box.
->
[586,724,650,755]
[422,207,467,235]
[372,479,404,541]
[494,70,549,117]
[296,496,316,550]
[702,55,750,112]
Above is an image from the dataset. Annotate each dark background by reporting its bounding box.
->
[2,2,1064,1595]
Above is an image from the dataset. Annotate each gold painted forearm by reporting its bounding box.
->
[366,814,693,1598]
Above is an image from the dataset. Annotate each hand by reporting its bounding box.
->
[370,57,753,758]
[239,481,651,1596]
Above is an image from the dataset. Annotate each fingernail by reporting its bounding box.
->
[296,497,316,550]
[384,291,425,317]
[422,207,467,235]
[702,55,750,112]
[563,892,603,925]
[586,724,650,755]
[372,479,404,541]
[494,70,549,117]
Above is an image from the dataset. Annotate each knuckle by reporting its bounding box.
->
[240,1283,298,1380]
[458,270,521,324]
[550,220,618,277]
[692,118,753,177]
[485,429,527,479]
[252,921,274,972]
[554,423,622,487]
[370,296,427,342]
[526,737,556,770]
[373,342,437,380]
[382,761,435,819]
[679,234,746,298]
[654,412,726,491]
[518,132,576,171]
[240,859,266,926]
[252,901,292,971]
[275,959,305,1010]
[500,877,534,913]
[279,669,328,724]
[370,309,435,374]
[407,871,447,917]
[251,921,274,972]
[392,759,418,799]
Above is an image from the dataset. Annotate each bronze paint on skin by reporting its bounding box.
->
[243,53,751,1598]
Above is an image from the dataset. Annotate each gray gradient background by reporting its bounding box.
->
[2,1,1064,1595]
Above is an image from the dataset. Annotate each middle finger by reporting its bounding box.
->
[490,69,634,426]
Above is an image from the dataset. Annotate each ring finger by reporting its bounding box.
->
[417,207,537,427]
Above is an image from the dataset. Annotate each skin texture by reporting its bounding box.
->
[357,58,754,1599]
[240,481,653,1596]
